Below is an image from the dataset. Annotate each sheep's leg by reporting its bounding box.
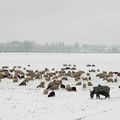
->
[96,93,100,99]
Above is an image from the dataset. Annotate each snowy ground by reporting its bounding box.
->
[0,53,120,120]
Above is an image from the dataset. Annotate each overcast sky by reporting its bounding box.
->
[0,0,120,45]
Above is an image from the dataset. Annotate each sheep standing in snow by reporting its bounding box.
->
[37,82,45,88]
[48,91,55,97]
[43,89,49,95]
[82,83,87,90]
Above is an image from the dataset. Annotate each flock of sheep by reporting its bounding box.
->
[0,64,119,97]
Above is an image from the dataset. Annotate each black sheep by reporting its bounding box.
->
[90,85,110,99]
[71,87,77,91]
[60,84,65,89]
[48,91,55,97]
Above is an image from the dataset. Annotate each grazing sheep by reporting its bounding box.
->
[65,67,70,70]
[63,64,67,67]
[43,89,49,95]
[19,81,27,86]
[47,82,55,88]
[71,87,77,91]
[28,64,30,67]
[45,77,51,81]
[54,80,62,85]
[71,67,76,70]
[86,64,91,67]
[107,78,113,83]
[75,77,80,81]
[88,81,93,86]
[37,82,45,88]
[13,78,18,83]
[82,77,88,81]
[82,83,86,90]
[2,66,9,69]
[76,81,82,86]
[7,74,13,79]
[66,85,72,91]
[66,85,76,92]
[45,68,49,72]
[92,64,95,67]
[17,66,21,68]
[97,69,100,72]
[61,76,68,81]
[60,84,65,89]
[114,78,118,83]
[90,85,110,99]
[48,84,59,90]
[48,91,55,97]
[88,77,91,80]
[52,68,55,71]
[86,73,90,76]
[89,69,96,72]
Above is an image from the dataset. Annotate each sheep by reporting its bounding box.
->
[54,80,62,85]
[92,64,95,67]
[60,84,65,89]
[47,82,55,89]
[86,64,91,67]
[13,78,18,83]
[19,81,27,86]
[48,84,59,90]
[71,87,77,91]
[48,91,55,97]
[86,73,90,76]
[66,85,72,91]
[43,89,49,95]
[88,81,93,86]
[66,85,76,92]
[76,81,82,86]
[61,76,68,81]
[82,77,88,81]
[114,78,118,83]
[82,83,87,90]
[37,82,45,88]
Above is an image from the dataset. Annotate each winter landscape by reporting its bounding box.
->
[1,0,120,120]
[0,53,120,120]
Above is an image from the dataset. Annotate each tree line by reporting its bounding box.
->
[0,40,120,53]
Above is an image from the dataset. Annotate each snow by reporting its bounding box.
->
[0,53,120,120]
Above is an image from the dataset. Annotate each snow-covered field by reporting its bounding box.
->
[0,53,120,120]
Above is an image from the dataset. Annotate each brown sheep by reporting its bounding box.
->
[82,83,86,90]
[2,66,9,69]
[45,77,51,81]
[82,77,88,81]
[24,77,33,82]
[61,76,68,81]
[37,82,45,88]
[66,85,72,91]
[76,81,82,86]
[43,89,49,95]
[114,78,118,83]
[54,80,62,85]
[75,76,80,81]
[19,81,27,86]
[107,78,114,83]
[86,73,90,76]
[47,82,55,88]
[48,84,59,90]
[87,81,93,86]
[13,78,18,83]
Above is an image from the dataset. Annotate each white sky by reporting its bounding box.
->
[0,0,120,45]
